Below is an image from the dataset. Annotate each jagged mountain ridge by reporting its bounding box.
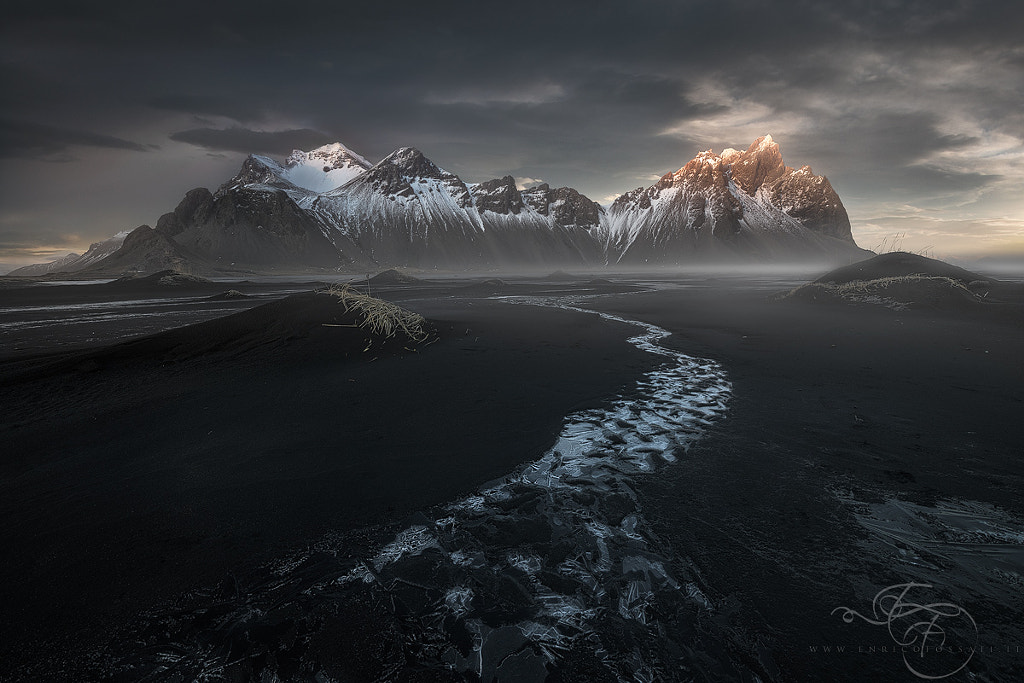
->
[215,142,373,209]
[607,135,858,263]
[308,147,606,267]
[312,147,487,267]
[8,232,129,276]
[7,252,83,277]
[16,136,867,276]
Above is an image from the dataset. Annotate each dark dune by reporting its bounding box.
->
[207,288,249,300]
[781,275,986,310]
[105,269,215,288]
[0,290,656,677]
[779,252,1024,312]
[0,274,327,331]
[814,251,994,285]
[541,269,577,281]
[0,270,226,310]
[460,277,509,294]
[4,289,435,382]
[366,268,422,285]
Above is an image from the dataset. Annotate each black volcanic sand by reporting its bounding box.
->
[780,252,1024,314]
[365,268,422,285]
[812,251,997,285]
[1,273,1023,681]
[0,271,306,308]
[582,281,1024,681]
[0,288,656,678]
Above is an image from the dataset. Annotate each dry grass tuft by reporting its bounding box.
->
[822,275,972,296]
[778,275,979,311]
[318,283,432,342]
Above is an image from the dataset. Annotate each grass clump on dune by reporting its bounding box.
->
[319,283,432,343]
[819,275,973,297]
[779,275,980,311]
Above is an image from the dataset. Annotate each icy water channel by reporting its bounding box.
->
[100,294,734,681]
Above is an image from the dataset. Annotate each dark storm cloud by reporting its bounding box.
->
[2,0,1023,259]
[169,127,334,156]
[148,95,273,125]
[782,112,990,189]
[0,119,149,161]
[900,167,1000,195]
[0,231,78,257]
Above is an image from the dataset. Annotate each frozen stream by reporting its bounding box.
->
[101,295,733,681]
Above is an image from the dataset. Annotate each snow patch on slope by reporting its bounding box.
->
[279,143,372,193]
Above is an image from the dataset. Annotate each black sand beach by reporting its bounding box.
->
[1,271,1022,681]
[583,280,1024,681]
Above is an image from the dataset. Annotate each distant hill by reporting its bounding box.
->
[814,252,995,286]
[779,252,1024,311]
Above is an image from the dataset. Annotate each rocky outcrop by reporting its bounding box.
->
[473,176,526,215]
[345,147,475,209]
[605,135,863,264]
[215,156,298,197]
[522,184,603,229]
[155,187,351,269]
[725,135,788,195]
[764,167,852,241]
[79,225,199,276]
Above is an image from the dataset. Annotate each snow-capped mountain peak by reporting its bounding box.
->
[287,142,370,170]
[728,134,787,195]
[333,146,475,209]
[720,147,742,163]
[681,150,725,174]
[215,142,373,200]
[279,143,373,193]
[378,147,443,177]
[604,134,860,264]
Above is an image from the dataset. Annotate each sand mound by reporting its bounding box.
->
[776,253,1004,311]
[107,269,214,288]
[208,289,249,300]
[152,287,433,359]
[782,276,983,311]
[366,269,421,285]
[10,289,436,379]
[814,252,993,287]
[461,278,508,294]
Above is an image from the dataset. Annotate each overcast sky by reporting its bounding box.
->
[2,0,1023,269]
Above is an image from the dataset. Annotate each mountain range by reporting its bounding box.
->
[8,232,129,277]
[10,135,869,276]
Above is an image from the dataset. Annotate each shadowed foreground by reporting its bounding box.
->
[1,269,1022,681]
